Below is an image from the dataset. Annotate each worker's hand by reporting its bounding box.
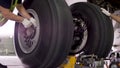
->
[22,18,32,28]
[101,8,111,16]
[29,17,37,27]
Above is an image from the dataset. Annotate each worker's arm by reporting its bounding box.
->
[16,4,37,27]
[0,6,24,22]
[110,14,120,23]
[101,8,120,23]
[16,4,31,19]
[0,6,34,28]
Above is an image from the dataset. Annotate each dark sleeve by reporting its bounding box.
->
[17,0,22,4]
[0,0,11,9]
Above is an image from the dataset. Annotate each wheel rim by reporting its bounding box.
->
[18,9,40,53]
[71,16,88,53]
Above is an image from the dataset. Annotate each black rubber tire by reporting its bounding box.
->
[92,3,114,58]
[70,2,113,58]
[14,0,73,68]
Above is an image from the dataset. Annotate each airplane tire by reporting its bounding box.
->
[14,0,73,68]
[70,2,113,58]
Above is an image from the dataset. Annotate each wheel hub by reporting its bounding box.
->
[18,9,40,53]
[71,17,88,53]
[24,26,36,48]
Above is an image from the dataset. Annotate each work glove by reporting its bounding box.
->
[29,17,37,27]
[22,18,32,28]
[101,8,111,16]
